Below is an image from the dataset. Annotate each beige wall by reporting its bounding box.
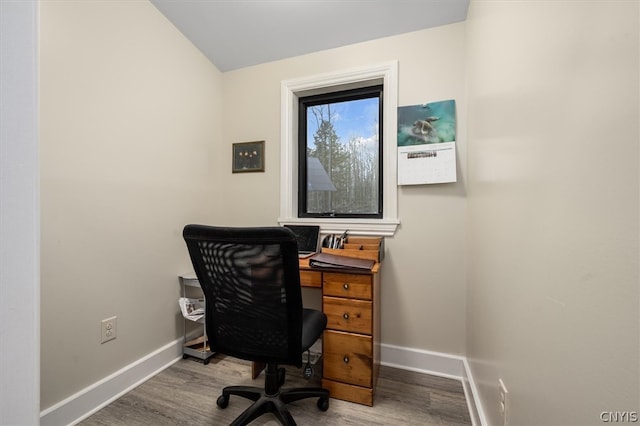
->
[39,1,222,409]
[40,2,639,422]
[39,3,468,412]
[219,24,468,355]
[466,1,639,425]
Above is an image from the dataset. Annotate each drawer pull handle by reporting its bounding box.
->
[343,283,349,290]
[343,313,349,320]
[343,356,349,364]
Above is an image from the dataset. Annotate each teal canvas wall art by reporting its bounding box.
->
[397,99,456,146]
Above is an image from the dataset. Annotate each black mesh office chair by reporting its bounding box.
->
[183,225,330,426]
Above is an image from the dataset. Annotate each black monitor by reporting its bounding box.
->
[283,225,320,257]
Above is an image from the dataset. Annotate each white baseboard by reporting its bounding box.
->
[461,357,488,426]
[40,340,485,426]
[381,343,466,379]
[40,338,183,426]
[381,343,486,426]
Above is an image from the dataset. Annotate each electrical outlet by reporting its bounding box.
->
[101,316,117,344]
[499,378,509,426]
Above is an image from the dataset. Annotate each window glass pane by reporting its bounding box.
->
[302,91,381,217]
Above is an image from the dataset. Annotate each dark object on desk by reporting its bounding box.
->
[183,225,330,426]
[283,224,320,258]
[309,252,375,271]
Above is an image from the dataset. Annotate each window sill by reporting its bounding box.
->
[278,217,399,237]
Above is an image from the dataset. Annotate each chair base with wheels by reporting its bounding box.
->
[217,363,329,426]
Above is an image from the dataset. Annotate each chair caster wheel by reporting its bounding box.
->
[217,394,229,409]
[317,397,329,411]
[203,358,210,365]
[182,354,189,359]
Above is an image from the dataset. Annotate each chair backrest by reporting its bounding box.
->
[183,225,304,366]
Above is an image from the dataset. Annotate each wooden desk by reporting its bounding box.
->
[299,258,381,407]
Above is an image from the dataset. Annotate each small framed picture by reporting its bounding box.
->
[232,141,265,173]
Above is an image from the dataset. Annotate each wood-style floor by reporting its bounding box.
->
[79,355,472,425]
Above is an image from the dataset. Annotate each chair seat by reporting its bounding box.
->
[302,308,327,351]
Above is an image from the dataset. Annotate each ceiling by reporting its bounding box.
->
[151,0,470,72]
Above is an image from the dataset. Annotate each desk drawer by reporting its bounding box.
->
[300,270,322,288]
[323,330,372,388]
[323,296,372,335]
[322,379,373,406]
[323,273,372,300]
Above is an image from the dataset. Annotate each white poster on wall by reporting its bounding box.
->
[398,142,456,185]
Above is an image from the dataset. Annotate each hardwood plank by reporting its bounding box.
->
[79,355,471,426]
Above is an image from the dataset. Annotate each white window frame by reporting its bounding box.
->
[279,61,399,236]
